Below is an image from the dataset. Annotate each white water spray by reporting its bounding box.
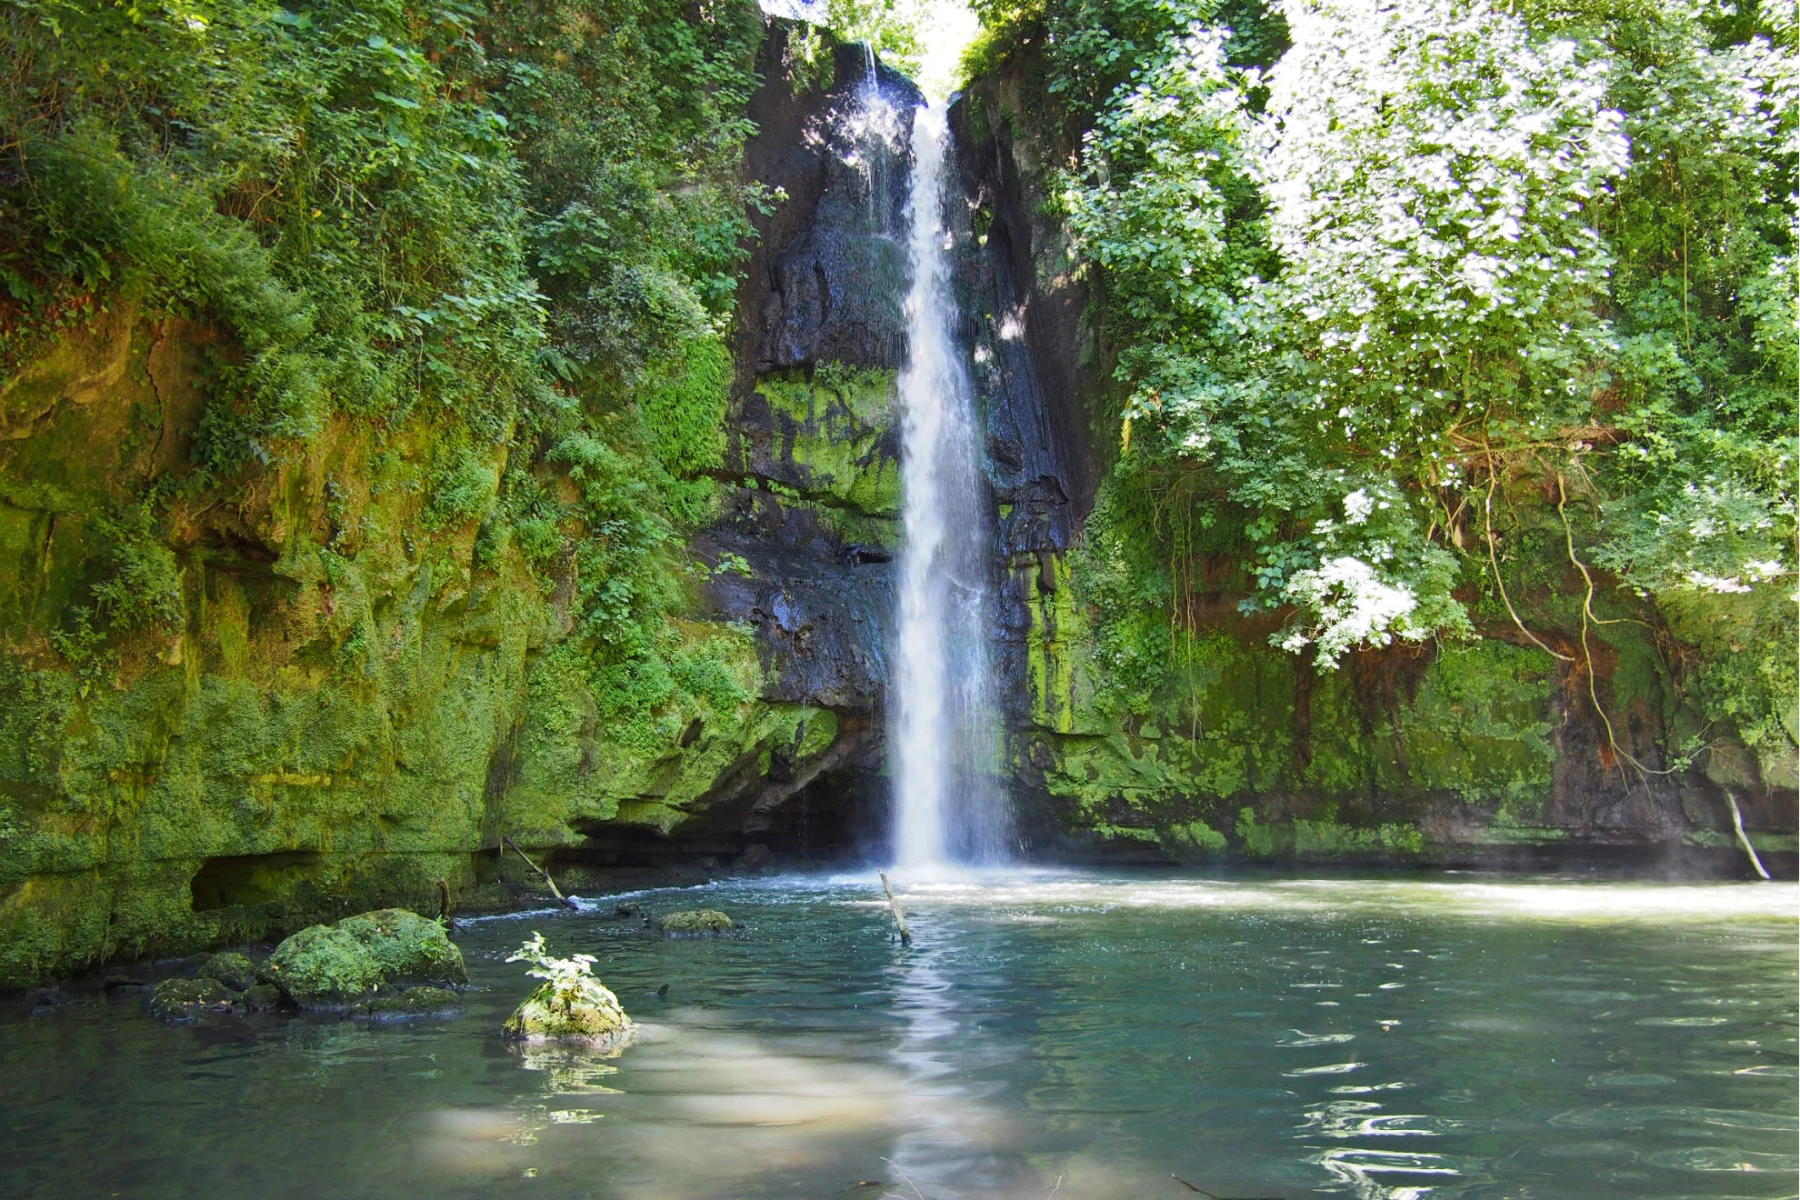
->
[890,102,1008,871]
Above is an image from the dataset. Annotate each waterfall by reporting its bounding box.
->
[890,102,1008,871]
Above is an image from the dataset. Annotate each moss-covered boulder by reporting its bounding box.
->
[148,976,239,1020]
[656,909,733,935]
[262,909,466,1008]
[197,951,259,992]
[503,974,633,1047]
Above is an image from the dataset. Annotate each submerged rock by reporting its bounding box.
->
[197,951,258,992]
[358,985,463,1019]
[656,909,733,936]
[503,974,633,1048]
[148,976,238,1020]
[262,908,466,1008]
[238,983,284,1012]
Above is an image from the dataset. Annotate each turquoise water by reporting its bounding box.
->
[2,870,1795,1198]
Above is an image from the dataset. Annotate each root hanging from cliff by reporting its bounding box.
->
[1725,793,1772,880]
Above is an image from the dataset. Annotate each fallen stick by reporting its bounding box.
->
[503,836,579,909]
[1725,793,1771,880]
[878,871,912,946]
[437,877,454,929]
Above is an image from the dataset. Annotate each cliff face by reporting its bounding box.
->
[948,54,1797,870]
[0,22,922,987]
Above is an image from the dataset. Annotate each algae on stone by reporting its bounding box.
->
[358,985,463,1019]
[657,909,734,935]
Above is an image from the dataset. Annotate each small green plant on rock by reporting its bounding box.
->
[503,932,633,1048]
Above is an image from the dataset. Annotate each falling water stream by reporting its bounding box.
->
[890,99,1008,871]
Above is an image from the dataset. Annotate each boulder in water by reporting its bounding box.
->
[238,983,284,1012]
[503,974,633,1048]
[197,951,258,992]
[148,976,238,1020]
[262,908,466,1008]
[656,909,733,935]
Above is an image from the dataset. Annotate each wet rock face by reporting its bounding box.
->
[947,77,1106,742]
[706,25,921,752]
[743,34,922,374]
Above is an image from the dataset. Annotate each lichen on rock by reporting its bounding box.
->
[261,908,466,1009]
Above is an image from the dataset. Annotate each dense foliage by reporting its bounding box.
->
[970,0,1796,767]
[1,0,765,729]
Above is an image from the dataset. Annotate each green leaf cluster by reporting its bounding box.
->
[2,0,768,743]
[977,0,1796,759]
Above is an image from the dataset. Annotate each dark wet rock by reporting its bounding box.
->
[357,986,463,1019]
[702,24,915,737]
[29,986,72,1016]
[613,902,642,919]
[734,843,777,875]
[103,975,150,994]
[197,951,258,992]
[698,494,895,708]
[741,30,922,374]
[656,909,734,936]
[262,908,466,1009]
[238,983,284,1012]
[148,976,238,1020]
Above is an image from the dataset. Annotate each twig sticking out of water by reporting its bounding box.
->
[1725,793,1772,880]
[1170,1175,1286,1200]
[1046,1175,1063,1197]
[879,1157,928,1200]
[503,836,579,909]
[879,872,912,945]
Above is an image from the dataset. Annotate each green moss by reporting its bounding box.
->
[1168,819,1227,852]
[1235,807,1280,857]
[657,908,733,934]
[197,951,258,991]
[1292,818,1425,857]
[503,975,633,1045]
[262,908,466,1008]
[358,985,463,1018]
[747,368,902,518]
[1022,553,1078,734]
[148,975,238,1019]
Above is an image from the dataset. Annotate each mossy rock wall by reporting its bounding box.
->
[0,306,863,986]
[1009,545,1796,863]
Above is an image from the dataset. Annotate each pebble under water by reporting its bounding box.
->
[2,870,1795,1199]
